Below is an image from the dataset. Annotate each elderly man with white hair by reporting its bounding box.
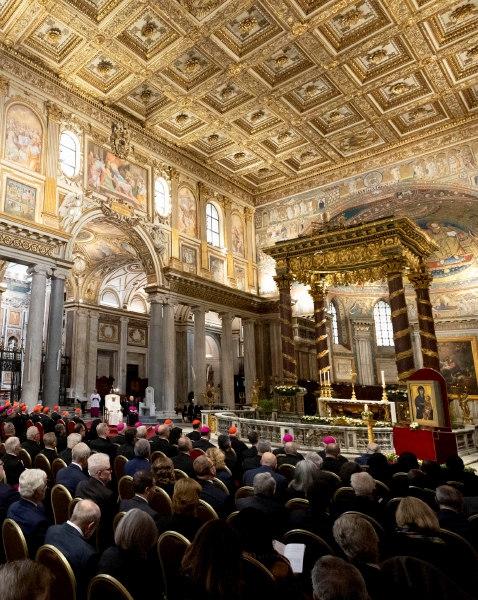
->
[136,425,147,439]
[243,451,288,493]
[334,472,385,526]
[236,471,290,539]
[3,436,25,486]
[56,442,91,496]
[355,442,382,467]
[7,469,50,555]
[75,452,117,551]
[21,425,44,462]
[59,432,82,465]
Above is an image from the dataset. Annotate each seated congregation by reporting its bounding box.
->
[1,416,478,600]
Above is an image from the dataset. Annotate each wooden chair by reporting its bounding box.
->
[438,528,478,569]
[149,486,172,516]
[36,544,77,600]
[114,455,128,481]
[51,457,67,484]
[242,554,279,596]
[374,479,390,496]
[113,512,126,534]
[2,518,29,561]
[285,498,309,511]
[278,463,295,483]
[282,529,336,565]
[151,450,167,463]
[468,514,478,523]
[333,487,354,504]
[197,499,218,523]
[174,469,188,480]
[322,470,342,483]
[57,419,65,426]
[392,472,408,478]
[190,449,205,460]
[26,419,34,429]
[0,422,5,442]
[35,453,52,482]
[68,497,82,519]
[158,531,191,600]
[447,480,465,489]
[18,447,32,469]
[223,465,232,476]
[212,477,229,495]
[36,421,44,441]
[226,510,239,527]
[117,476,134,501]
[341,511,385,536]
[68,422,75,434]
[235,486,254,504]
[51,484,73,525]
[88,575,134,600]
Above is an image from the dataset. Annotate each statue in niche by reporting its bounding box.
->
[59,192,96,232]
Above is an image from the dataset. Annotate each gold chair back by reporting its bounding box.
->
[35,453,52,481]
[118,476,135,501]
[51,484,73,525]
[157,531,191,600]
[447,480,465,489]
[197,499,218,523]
[2,518,29,561]
[242,554,279,596]
[151,450,167,463]
[278,463,296,483]
[212,477,229,495]
[341,511,385,536]
[235,486,254,504]
[113,511,126,534]
[468,514,478,523]
[149,486,173,516]
[226,511,239,527]
[18,448,32,469]
[114,455,128,481]
[68,497,82,519]
[51,458,67,483]
[285,498,309,511]
[438,528,478,569]
[333,487,355,504]
[36,544,77,600]
[174,469,188,480]
[322,470,342,482]
[88,575,134,600]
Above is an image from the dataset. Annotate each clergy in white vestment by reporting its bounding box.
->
[105,394,122,426]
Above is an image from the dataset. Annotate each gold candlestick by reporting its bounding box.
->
[350,371,357,400]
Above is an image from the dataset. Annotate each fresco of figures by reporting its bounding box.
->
[178,187,197,237]
[4,104,43,173]
[231,213,245,256]
[87,141,147,212]
[4,178,36,222]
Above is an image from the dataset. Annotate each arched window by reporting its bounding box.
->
[374,300,394,346]
[59,131,78,177]
[154,177,170,216]
[206,202,220,247]
[330,303,339,344]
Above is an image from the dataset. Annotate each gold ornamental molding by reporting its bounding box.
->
[0,214,71,259]
[263,216,439,286]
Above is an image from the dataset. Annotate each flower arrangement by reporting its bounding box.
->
[361,410,375,420]
[384,452,399,463]
[300,415,391,428]
[275,385,306,396]
[409,421,421,430]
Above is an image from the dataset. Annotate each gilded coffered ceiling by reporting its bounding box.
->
[2,0,478,202]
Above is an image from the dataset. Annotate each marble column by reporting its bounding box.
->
[192,306,206,403]
[161,300,176,416]
[23,265,51,406]
[255,320,265,385]
[148,297,163,407]
[220,312,234,408]
[409,264,440,371]
[269,317,283,384]
[387,259,415,380]
[71,308,89,401]
[43,269,68,408]
[353,321,375,385]
[176,325,193,405]
[244,207,254,292]
[309,280,330,380]
[243,318,256,403]
[87,312,100,397]
[119,316,129,394]
[273,274,297,384]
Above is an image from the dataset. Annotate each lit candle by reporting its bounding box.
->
[390,402,397,423]
[381,371,385,387]
[364,404,369,412]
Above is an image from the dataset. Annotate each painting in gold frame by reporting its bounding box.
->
[407,380,445,428]
[437,337,478,398]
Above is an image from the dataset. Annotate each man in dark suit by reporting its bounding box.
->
[194,455,233,519]
[51,406,62,425]
[241,430,259,461]
[322,443,346,475]
[116,427,137,460]
[54,423,68,454]
[119,469,158,519]
[75,453,117,551]
[39,407,54,433]
[111,423,126,445]
[7,468,50,557]
[89,423,116,465]
[436,485,478,550]
[228,427,248,462]
[355,443,381,467]
[150,424,178,457]
[186,420,201,442]
[243,440,271,472]
[243,452,288,493]
[0,459,20,524]
[237,471,290,539]
[276,441,304,468]
[3,437,25,486]
[21,425,44,462]
[45,499,100,599]
[408,469,437,511]
[192,426,216,452]
[172,436,197,479]
[38,433,58,464]
[56,442,90,496]
[124,439,151,477]
[334,472,385,526]
[59,432,82,465]
[218,434,238,474]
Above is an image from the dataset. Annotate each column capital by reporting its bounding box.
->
[77,307,89,318]
[222,197,232,211]
[28,264,52,277]
[146,291,165,304]
[89,311,100,322]
[408,265,433,289]
[45,100,63,123]
[273,273,294,291]
[385,257,407,274]
[309,280,328,302]
[0,76,9,97]
[219,312,235,324]
[170,167,180,181]
[191,305,206,316]
[51,268,70,281]
[242,317,256,326]
[120,316,129,324]
[244,206,254,221]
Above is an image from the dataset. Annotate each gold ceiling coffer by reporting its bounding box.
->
[264,216,439,382]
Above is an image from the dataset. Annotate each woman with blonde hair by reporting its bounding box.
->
[206,447,234,493]
[156,478,203,541]
[152,455,175,498]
